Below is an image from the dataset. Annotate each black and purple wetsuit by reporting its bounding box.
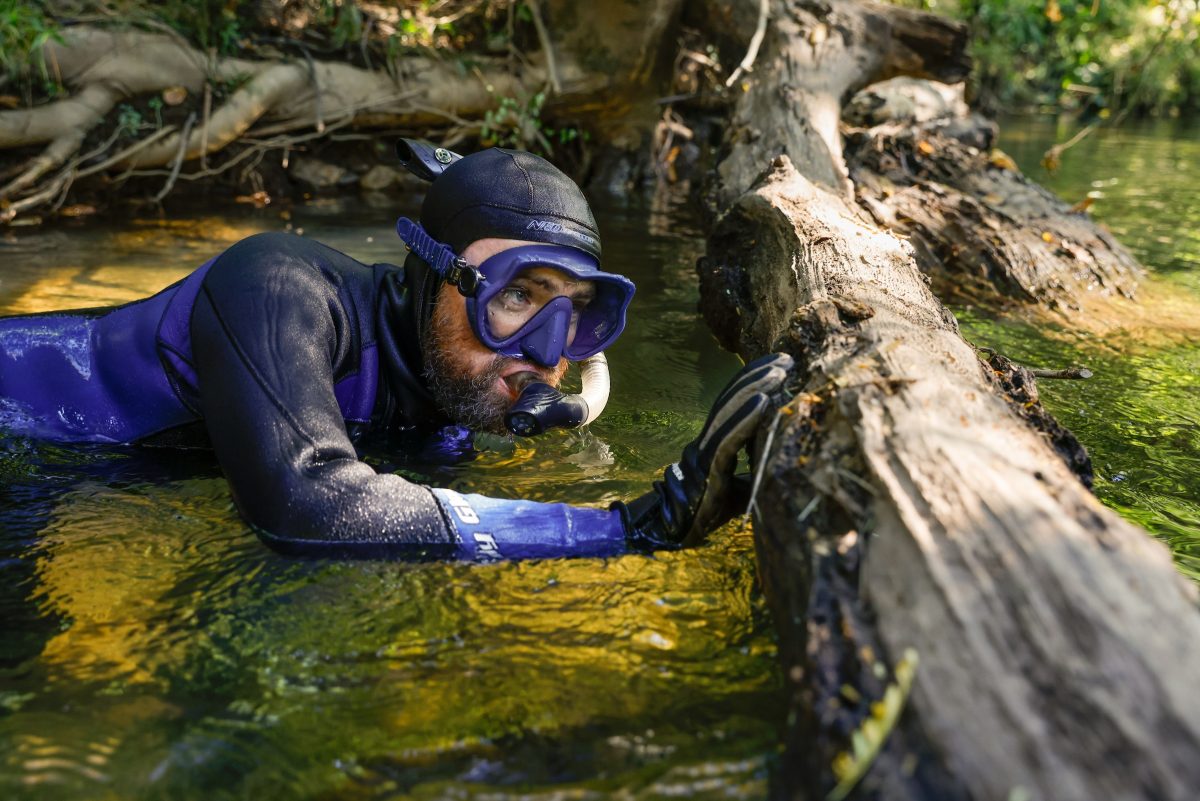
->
[0,232,627,561]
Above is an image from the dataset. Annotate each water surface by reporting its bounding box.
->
[965,116,1200,580]
[0,200,781,799]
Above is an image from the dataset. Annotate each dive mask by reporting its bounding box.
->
[396,218,634,367]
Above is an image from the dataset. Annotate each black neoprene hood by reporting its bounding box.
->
[419,148,602,260]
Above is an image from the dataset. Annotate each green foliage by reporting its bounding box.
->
[480,90,587,156]
[115,103,143,137]
[324,0,364,48]
[165,0,246,54]
[146,96,163,128]
[0,0,63,97]
[908,0,1200,115]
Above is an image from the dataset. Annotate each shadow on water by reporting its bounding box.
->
[0,201,780,800]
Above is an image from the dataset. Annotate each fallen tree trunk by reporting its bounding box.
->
[697,1,1200,799]
[843,78,1142,307]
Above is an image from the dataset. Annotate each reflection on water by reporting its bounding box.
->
[0,202,777,799]
[959,117,1200,581]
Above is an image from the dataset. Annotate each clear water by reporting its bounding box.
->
[0,200,781,799]
[962,116,1200,580]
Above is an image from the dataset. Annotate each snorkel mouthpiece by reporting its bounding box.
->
[505,353,612,437]
[506,383,588,437]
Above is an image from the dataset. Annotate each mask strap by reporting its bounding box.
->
[395,218,482,296]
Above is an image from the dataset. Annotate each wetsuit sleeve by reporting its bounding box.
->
[190,234,627,561]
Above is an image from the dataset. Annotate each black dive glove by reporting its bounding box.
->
[616,353,794,550]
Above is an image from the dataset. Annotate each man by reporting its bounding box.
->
[0,143,791,561]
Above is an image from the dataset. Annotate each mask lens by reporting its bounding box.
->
[484,266,595,345]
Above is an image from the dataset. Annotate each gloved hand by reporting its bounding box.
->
[616,352,794,550]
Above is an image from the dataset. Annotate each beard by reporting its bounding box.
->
[423,295,567,434]
[424,346,512,434]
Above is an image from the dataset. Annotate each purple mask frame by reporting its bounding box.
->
[396,218,634,367]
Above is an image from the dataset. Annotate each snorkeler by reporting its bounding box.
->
[0,142,791,561]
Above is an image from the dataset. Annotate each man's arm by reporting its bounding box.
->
[190,238,456,558]
[191,234,791,561]
[190,235,628,560]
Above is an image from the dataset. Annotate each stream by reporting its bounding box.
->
[0,114,1196,799]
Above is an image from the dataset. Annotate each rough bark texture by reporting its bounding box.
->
[699,2,1200,799]
[843,81,1142,306]
[713,0,969,204]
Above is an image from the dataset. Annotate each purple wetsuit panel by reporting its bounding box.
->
[155,258,216,401]
[0,255,381,442]
[0,278,201,443]
[333,342,378,424]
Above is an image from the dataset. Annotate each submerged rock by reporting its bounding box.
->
[289,157,356,190]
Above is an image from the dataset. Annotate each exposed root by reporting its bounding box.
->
[0,22,564,223]
[152,111,197,203]
[0,83,118,148]
[0,131,84,200]
[115,63,309,169]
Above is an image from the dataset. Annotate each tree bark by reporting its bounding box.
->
[698,2,1200,799]
[844,79,1142,306]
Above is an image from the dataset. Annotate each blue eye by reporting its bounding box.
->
[500,287,529,307]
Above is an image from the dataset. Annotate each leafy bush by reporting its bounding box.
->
[0,0,63,98]
[896,0,1199,116]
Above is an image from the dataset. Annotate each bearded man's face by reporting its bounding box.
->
[423,238,573,433]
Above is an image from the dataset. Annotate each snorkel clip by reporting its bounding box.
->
[446,258,482,297]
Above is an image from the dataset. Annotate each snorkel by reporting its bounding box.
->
[395,139,633,437]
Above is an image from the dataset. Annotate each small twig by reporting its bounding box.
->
[524,0,561,93]
[1030,366,1093,380]
[74,126,125,168]
[0,172,71,221]
[836,467,877,496]
[1041,124,1095,173]
[300,45,325,133]
[655,92,699,105]
[153,111,196,203]
[200,70,212,170]
[796,495,821,525]
[74,125,177,181]
[745,407,786,518]
[725,0,770,88]
[976,346,1093,380]
[424,0,485,26]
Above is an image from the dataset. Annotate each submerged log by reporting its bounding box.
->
[844,79,1142,308]
[698,1,1200,799]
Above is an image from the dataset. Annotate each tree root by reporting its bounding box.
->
[0,24,574,223]
[0,131,84,200]
[116,63,309,169]
[0,83,119,149]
